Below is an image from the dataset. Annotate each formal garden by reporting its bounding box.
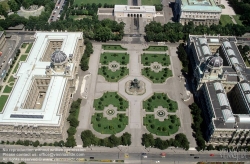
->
[141,53,170,66]
[99,52,129,82]
[143,114,180,136]
[92,92,128,134]
[143,46,168,52]
[141,53,172,83]
[143,93,178,112]
[91,113,128,134]
[100,52,129,65]
[142,67,172,83]
[93,92,128,111]
[102,45,127,51]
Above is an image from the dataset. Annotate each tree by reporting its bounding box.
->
[65,135,76,147]
[142,133,155,148]
[94,26,112,42]
[32,140,40,147]
[81,130,98,147]
[67,126,77,136]
[8,0,20,12]
[121,132,131,146]
[68,116,79,128]
[108,134,120,148]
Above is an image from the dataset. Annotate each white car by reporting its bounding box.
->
[156,161,160,163]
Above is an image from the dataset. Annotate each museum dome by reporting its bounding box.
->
[51,49,67,64]
[206,54,223,69]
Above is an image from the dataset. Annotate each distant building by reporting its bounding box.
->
[0,32,84,142]
[188,35,250,146]
[0,31,6,51]
[113,5,156,18]
[174,0,222,26]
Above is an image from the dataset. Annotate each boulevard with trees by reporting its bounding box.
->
[81,130,131,147]
[145,21,249,42]
[142,133,189,150]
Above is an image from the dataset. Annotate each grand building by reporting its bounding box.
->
[0,32,84,142]
[188,35,250,146]
[174,0,222,26]
[0,31,6,51]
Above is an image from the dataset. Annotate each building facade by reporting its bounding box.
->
[188,35,250,146]
[174,0,222,26]
[0,31,6,51]
[114,5,156,19]
[0,32,84,142]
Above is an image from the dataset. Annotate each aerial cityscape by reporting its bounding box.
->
[0,0,249,163]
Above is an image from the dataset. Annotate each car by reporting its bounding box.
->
[194,157,199,159]
[210,154,214,156]
[155,161,160,163]
[142,153,147,158]
[90,157,94,159]
[190,154,195,156]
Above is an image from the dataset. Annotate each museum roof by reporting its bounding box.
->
[0,32,82,125]
[114,5,156,13]
[205,81,250,129]
[180,0,221,12]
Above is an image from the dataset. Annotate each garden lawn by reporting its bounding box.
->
[141,0,161,5]
[20,55,28,61]
[8,75,15,83]
[93,92,128,111]
[102,45,127,51]
[220,15,234,26]
[141,53,170,66]
[232,15,243,26]
[143,114,180,136]
[3,85,13,93]
[99,66,129,82]
[142,67,172,83]
[100,52,129,65]
[74,0,127,5]
[0,95,9,112]
[144,46,168,51]
[25,43,33,53]
[143,93,178,112]
[21,43,28,48]
[92,113,128,134]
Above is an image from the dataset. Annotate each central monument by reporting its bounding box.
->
[125,78,146,95]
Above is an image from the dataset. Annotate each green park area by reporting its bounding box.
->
[21,43,28,48]
[141,0,161,5]
[143,93,178,112]
[92,113,128,134]
[3,85,12,93]
[220,15,234,26]
[232,15,243,26]
[93,92,128,111]
[13,55,28,73]
[102,45,127,51]
[0,95,9,112]
[142,67,172,83]
[141,53,170,66]
[99,66,129,82]
[100,52,129,65]
[74,0,127,5]
[143,114,180,136]
[144,46,168,52]
[25,43,33,53]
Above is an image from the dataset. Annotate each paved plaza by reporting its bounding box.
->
[75,42,196,150]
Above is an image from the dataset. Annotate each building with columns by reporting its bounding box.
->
[188,35,250,146]
[0,32,84,142]
[114,5,156,18]
[174,0,222,26]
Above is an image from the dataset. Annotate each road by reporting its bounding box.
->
[49,0,65,22]
[0,147,249,163]
[0,33,34,84]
